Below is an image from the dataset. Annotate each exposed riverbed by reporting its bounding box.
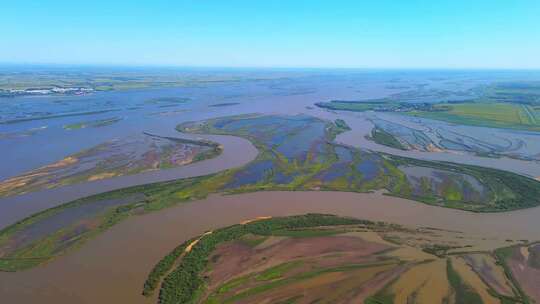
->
[0,133,258,228]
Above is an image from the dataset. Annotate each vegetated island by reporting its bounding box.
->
[63,117,123,130]
[1,114,540,272]
[315,82,540,132]
[0,133,222,198]
[144,214,538,304]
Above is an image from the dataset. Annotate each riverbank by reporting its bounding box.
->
[0,133,258,228]
[1,190,539,303]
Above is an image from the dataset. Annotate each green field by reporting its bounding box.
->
[315,100,400,112]
[485,82,540,105]
[316,82,540,132]
[370,127,407,150]
[0,68,307,93]
[408,102,540,131]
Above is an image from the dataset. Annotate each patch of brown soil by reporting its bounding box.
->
[462,253,515,297]
[206,235,391,291]
[451,256,500,304]
[236,264,398,304]
[507,246,540,303]
[347,264,411,303]
[390,259,450,304]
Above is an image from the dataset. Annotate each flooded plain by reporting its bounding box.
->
[3,70,536,180]
[2,70,540,303]
[327,111,540,177]
[1,190,540,304]
[0,133,257,228]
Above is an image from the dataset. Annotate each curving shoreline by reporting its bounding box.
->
[311,110,540,178]
[4,111,540,230]
[2,115,540,302]
[1,190,539,304]
[3,110,540,230]
[0,133,258,229]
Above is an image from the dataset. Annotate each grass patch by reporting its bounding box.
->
[238,234,268,248]
[407,102,540,132]
[222,261,397,303]
[494,246,532,304]
[255,261,304,281]
[446,258,484,304]
[371,127,407,150]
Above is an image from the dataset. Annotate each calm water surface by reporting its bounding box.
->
[2,71,540,303]
[1,190,540,304]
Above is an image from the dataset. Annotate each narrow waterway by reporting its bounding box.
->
[1,190,539,304]
[0,133,258,228]
[312,110,540,178]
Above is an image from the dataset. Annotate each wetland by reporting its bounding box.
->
[2,69,540,303]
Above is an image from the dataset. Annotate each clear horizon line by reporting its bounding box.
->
[1,61,540,71]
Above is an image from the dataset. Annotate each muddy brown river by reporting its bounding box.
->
[3,93,540,303]
[0,133,258,229]
[1,190,540,304]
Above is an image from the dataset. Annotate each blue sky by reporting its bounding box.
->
[2,0,540,68]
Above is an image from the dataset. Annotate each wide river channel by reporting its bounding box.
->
[1,190,540,303]
[2,76,540,303]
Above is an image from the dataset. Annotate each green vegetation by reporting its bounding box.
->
[495,246,532,304]
[155,214,369,304]
[1,109,118,125]
[0,133,224,198]
[365,285,395,304]
[270,228,343,238]
[255,261,304,281]
[318,99,540,132]
[143,132,221,149]
[446,259,484,304]
[238,234,268,248]
[2,115,540,272]
[0,175,221,272]
[407,102,540,132]
[0,257,47,272]
[389,155,540,212]
[315,100,435,113]
[0,68,297,93]
[218,261,397,304]
[63,117,123,130]
[485,82,540,105]
[142,238,194,296]
[421,244,457,257]
[316,100,398,112]
[371,127,407,150]
[334,118,351,131]
[316,83,540,131]
[144,97,190,104]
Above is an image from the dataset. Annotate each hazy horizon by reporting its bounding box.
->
[2,63,540,72]
[3,1,540,69]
